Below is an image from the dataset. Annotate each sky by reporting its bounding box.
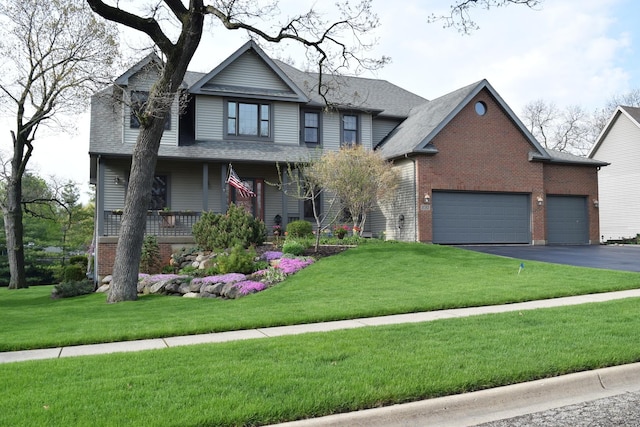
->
[3,0,640,203]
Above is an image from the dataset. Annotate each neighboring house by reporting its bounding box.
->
[90,41,606,279]
[588,106,640,241]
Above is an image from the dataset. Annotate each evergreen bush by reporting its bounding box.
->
[140,235,162,274]
[192,204,266,250]
[51,280,94,299]
[217,245,257,274]
[286,220,313,238]
[62,264,85,282]
[282,240,306,256]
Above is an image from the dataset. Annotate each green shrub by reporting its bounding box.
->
[282,240,306,256]
[68,255,88,268]
[51,280,94,299]
[140,235,162,274]
[286,220,313,238]
[217,245,257,274]
[62,264,85,282]
[192,204,266,251]
[178,265,199,276]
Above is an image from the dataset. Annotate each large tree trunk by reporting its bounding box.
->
[4,175,26,289]
[106,9,204,303]
[106,121,165,302]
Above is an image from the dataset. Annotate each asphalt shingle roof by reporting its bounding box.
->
[272,60,427,118]
[377,81,481,159]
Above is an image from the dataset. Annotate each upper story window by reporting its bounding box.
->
[227,101,271,138]
[302,111,321,145]
[341,114,359,146]
[130,91,171,130]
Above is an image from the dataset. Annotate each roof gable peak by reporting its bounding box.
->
[189,40,308,102]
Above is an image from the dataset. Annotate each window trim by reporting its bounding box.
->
[341,112,359,146]
[129,91,171,130]
[224,99,273,141]
[301,109,322,146]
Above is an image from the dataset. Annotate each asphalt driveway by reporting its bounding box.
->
[464,245,640,272]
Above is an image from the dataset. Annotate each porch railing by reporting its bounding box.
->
[102,211,202,237]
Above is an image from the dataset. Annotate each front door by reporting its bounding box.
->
[229,178,264,221]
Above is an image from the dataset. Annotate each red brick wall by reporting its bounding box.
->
[416,89,546,242]
[97,241,179,278]
[543,164,601,243]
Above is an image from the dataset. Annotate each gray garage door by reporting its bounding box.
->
[547,195,588,245]
[432,192,531,244]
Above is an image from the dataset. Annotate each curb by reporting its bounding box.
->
[270,363,640,427]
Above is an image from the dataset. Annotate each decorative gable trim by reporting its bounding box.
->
[189,40,309,102]
[415,79,550,161]
[588,106,640,158]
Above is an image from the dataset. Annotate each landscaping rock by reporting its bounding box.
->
[165,282,180,294]
[149,280,169,294]
[203,283,224,295]
[102,275,112,284]
[221,282,241,299]
[96,284,110,293]
[178,282,192,294]
[183,292,198,298]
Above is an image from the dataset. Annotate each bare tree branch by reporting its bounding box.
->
[428,0,542,34]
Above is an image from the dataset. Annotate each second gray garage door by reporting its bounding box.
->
[432,191,531,244]
[546,195,589,245]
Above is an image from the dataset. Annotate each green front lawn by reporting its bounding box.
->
[2,298,640,426]
[1,242,639,351]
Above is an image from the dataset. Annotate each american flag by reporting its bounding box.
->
[227,165,256,198]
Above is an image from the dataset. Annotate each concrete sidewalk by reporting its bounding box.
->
[2,288,640,364]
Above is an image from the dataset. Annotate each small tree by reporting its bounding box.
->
[270,161,341,252]
[312,146,399,235]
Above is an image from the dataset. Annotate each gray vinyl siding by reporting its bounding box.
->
[273,102,299,145]
[157,162,203,211]
[361,114,373,150]
[123,71,179,146]
[322,111,341,151]
[375,159,416,241]
[593,114,640,241]
[195,96,224,140]
[372,118,401,146]
[204,50,291,93]
[102,160,130,210]
[203,163,223,213]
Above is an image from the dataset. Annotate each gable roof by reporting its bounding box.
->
[588,105,640,158]
[114,53,191,90]
[189,40,309,102]
[273,59,427,118]
[376,79,551,161]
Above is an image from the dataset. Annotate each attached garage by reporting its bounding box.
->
[546,195,589,245]
[432,191,531,244]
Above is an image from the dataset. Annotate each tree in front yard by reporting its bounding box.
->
[311,145,399,236]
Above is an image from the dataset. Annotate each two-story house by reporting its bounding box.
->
[90,41,606,279]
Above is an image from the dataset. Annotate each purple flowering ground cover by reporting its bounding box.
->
[137,252,317,298]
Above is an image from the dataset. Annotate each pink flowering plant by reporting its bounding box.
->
[191,273,246,286]
[333,224,349,238]
[234,280,267,295]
